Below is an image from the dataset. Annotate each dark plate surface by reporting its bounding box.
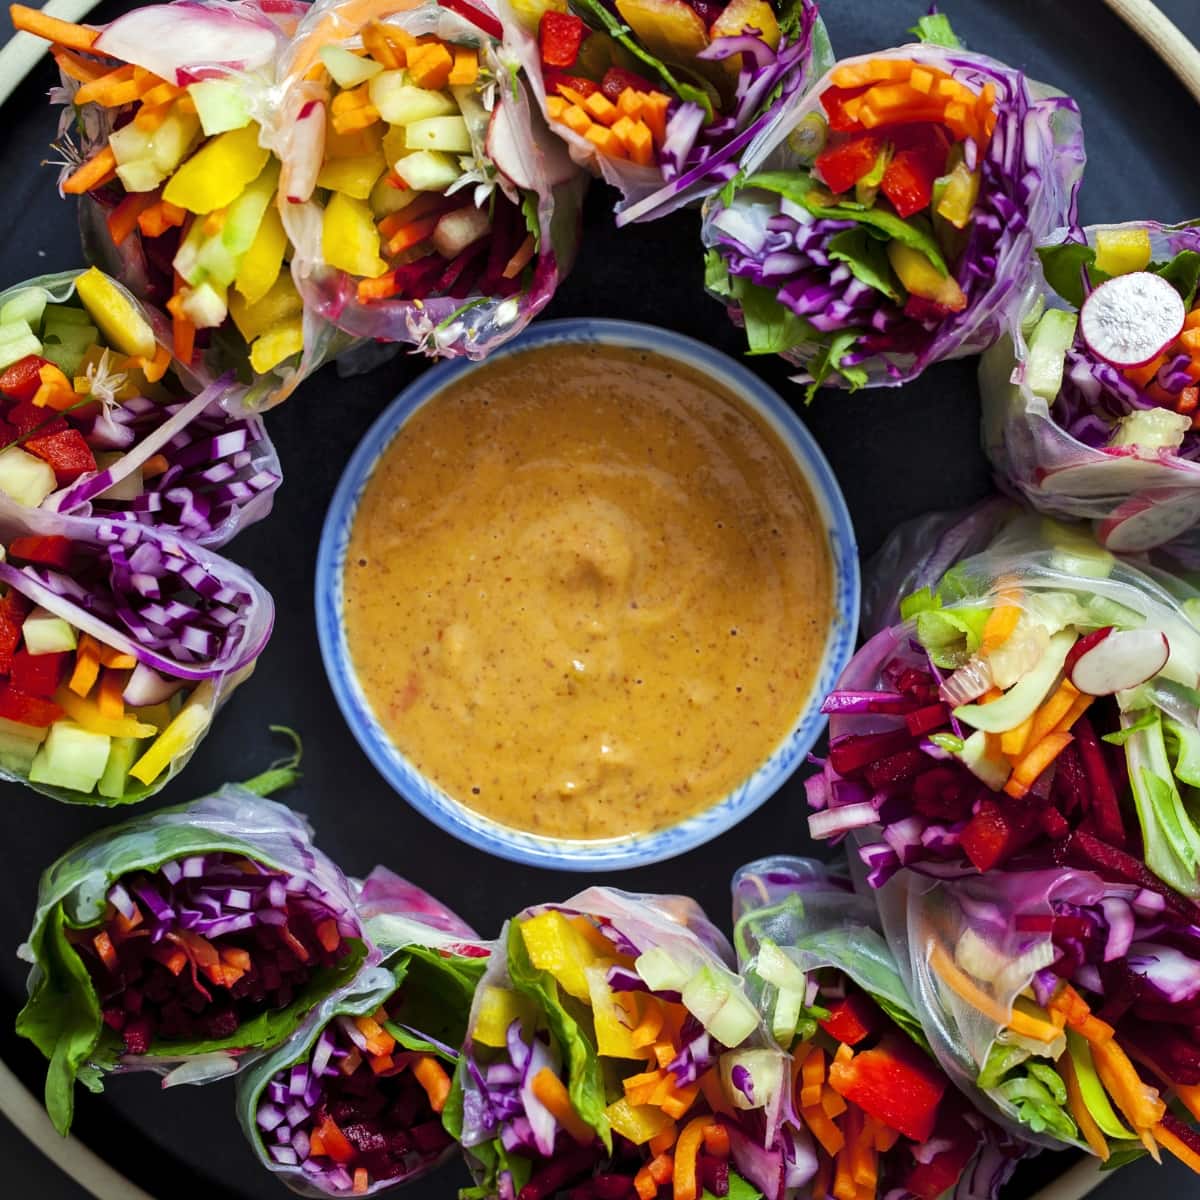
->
[1,0,1198,1196]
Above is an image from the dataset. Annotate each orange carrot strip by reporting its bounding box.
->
[630,998,665,1048]
[634,1164,658,1200]
[702,1123,730,1159]
[1060,1048,1110,1161]
[648,1124,677,1156]
[97,645,136,669]
[1090,1037,1165,1133]
[448,45,478,86]
[10,5,99,51]
[106,191,158,247]
[873,1123,901,1152]
[72,63,134,106]
[501,234,535,280]
[1000,711,1035,758]
[641,93,669,144]
[801,1104,846,1157]
[368,1053,395,1074]
[1004,731,1073,799]
[673,1116,715,1200]
[352,1167,368,1195]
[821,1086,848,1119]
[660,1082,700,1121]
[93,930,118,972]
[69,634,102,698]
[97,669,126,720]
[51,46,108,84]
[357,273,398,303]
[531,1067,593,1143]
[62,144,117,195]
[384,215,439,256]
[141,454,170,480]
[1153,1123,1200,1174]
[647,1153,673,1185]
[1173,1083,1200,1123]
[799,1044,826,1109]
[1054,691,1094,735]
[929,943,1062,1042]
[982,587,1021,651]
[1028,681,1083,745]
[812,1150,833,1200]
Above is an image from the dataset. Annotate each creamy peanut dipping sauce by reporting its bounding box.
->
[343,343,833,840]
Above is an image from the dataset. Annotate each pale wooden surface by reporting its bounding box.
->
[1104,0,1200,102]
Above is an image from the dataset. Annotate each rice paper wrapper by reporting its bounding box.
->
[700,43,1085,389]
[0,495,274,805]
[498,0,832,225]
[0,270,281,547]
[16,788,375,1135]
[237,867,490,1197]
[981,221,1200,554]
[274,0,586,359]
[455,886,789,1198]
[55,0,352,411]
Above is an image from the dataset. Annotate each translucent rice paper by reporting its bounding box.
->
[237,867,490,1197]
[981,221,1200,553]
[0,270,280,547]
[731,857,1026,1199]
[0,495,274,804]
[700,43,1085,388]
[865,865,1086,1151]
[57,0,352,411]
[16,788,375,1133]
[499,0,832,224]
[457,886,787,1194]
[274,0,586,358]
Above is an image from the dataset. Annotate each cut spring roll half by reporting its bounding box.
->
[452,886,790,1199]
[239,868,490,1196]
[808,508,1200,903]
[275,0,585,358]
[0,268,279,546]
[981,221,1200,553]
[499,0,831,223]
[10,0,350,409]
[0,499,273,804]
[16,788,375,1136]
[873,863,1200,1173]
[731,857,1026,1200]
[700,18,1085,396]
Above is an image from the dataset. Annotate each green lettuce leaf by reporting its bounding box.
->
[1154,249,1200,308]
[506,921,612,1150]
[734,278,813,357]
[910,12,962,47]
[804,328,867,403]
[744,171,948,275]
[1037,243,1106,309]
[827,228,900,302]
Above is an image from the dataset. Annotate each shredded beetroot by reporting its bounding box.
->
[75,853,353,1052]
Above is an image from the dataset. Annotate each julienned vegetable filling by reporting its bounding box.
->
[708,56,1003,391]
[1029,229,1200,458]
[0,270,278,533]
[313,22,538,307]
[460,908,777,1200]
[0,527,253,799]
[520,0,809,180]
[254,997,455,1192]
[74,852,355,1055]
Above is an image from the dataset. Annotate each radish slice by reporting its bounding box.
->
[1079,271,1186,368]
[1066,626,1169,694]
[94,4,279,83]
[487,104,577,192]
[282,99,325,204]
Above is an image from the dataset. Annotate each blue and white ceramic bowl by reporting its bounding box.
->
[316,319,859,870]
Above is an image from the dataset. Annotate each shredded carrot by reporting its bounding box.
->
[702,1122,730,1159]
[352,1167,368,1195]
[1054,690,1094,735]
[356,272,398,303]
[799,1044,826,1109]
[1174,1083,1200,1123]
[873,1122,901,1152]
[93,930,118,972]
[315,918,341,953]
[1153,1122,1200,1174]
[672,1116,715,1200]
[51,46,108,84]
[531,1067,593,1143]
[1060,1048,1110,1161]
[362,21,405,69]
[97,668,126,720]
[850,1114,878,1191]
[630,996,664,1048]
[502,234,536,280]
[1028,681,1083,745]
[801,1104,846,1157]
[648,1124,677,1157]
[141,454,170,480]
[10,4,99,51]
[99,645,135,669]
[1003,731,1073,799]
[368,1053,395,1075]
[384,214,439,256]
[72,64,135,107]
[660,1082,700,1121]
[832,1126,857,1199]
[309,1129,326,1156]
[113,905,142,935]
[137,199,187,239]
[62,144,117,195]
[633,1165,657,1200]
[1090,1037,1165,1132]
[69,634,102,698]
[172,304,195,366]
[1000,711,1035,758]
[929,943,1062,1043]
[981,588,1021,652]
[652,1041,676,1070]
[821,1085,847,1119]
[647,1153,673,1185]
[132,344,171,385]
[1047,984,1115,1044]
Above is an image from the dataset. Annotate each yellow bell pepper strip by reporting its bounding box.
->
[412,1055,451,1112]
[75,267,157,359]
[703,1123,730,1158]
[322,192,388,279]
[54,687,157,738]
[235,205,288,306]
[163,124,269,214]
[129,679,214,785]
[531,1067,596,1144]
[1090,1037,1165,1140]
[32,363,76,410]
[673,1116,716,1200]
[68,635,102,698]
[605,1097,674,1145]
[518,910,598,1000]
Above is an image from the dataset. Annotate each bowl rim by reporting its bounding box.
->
[315,318,860,871]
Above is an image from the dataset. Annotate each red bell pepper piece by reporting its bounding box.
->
[0,355,54,403]
[6,401,68,440]
[881,125,950,218]
[0,591,30,674]
[539,11,588,69]
[905,293,961,323]
[10,649,68,699]
[900,1111,980,1200]
[600,66,660,102]
[818,988,883,1047]
[23,427,97,484]
[959,798,1014,872]
[7,535,73,569]
[0,683,62,727]
[815,133,883,195]
[544,68,600,99]
[819,84,870,133]
[829,1034,946,1143]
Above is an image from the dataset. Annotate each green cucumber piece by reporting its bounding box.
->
[1026,308,1078,402]
[954,630,1077,733]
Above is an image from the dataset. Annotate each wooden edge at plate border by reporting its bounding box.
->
[0,0,1194,1197]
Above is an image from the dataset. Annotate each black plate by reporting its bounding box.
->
[2,1,1199,1196]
